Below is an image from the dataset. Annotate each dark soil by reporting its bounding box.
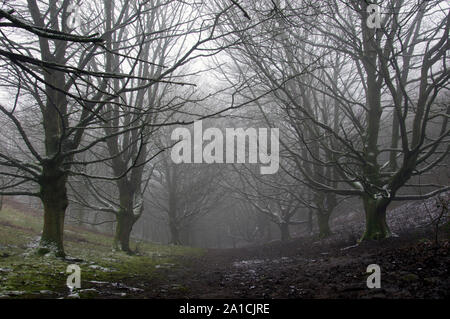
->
[104,228,449,299]
[86,193,450,299]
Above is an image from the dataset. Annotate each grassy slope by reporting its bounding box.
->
[0,204,203,298]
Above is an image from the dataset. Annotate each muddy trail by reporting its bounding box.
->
[134,194,450,299]
[1,196,448,299]
[92,228,449,299]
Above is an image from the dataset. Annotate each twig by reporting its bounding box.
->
[230,0,251,20]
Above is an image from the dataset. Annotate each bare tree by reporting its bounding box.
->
[148,139,224,245]
[0,0,251,256]
[225,163,309,242]
[218,0,449,241]
[0,2,118,256]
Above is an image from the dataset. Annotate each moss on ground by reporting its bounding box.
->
[0,205,203,298]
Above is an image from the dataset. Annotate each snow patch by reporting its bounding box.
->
[233,259,265,267]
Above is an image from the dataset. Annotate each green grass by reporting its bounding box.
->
[0,205,203,298]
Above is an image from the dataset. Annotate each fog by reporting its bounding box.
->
[0,0,448,302]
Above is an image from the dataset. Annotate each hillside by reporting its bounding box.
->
[0,195,448,299]
[0,201,202,298]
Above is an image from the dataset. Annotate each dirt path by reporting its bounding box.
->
[118,230,449,299]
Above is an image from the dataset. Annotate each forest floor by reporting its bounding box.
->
[145,230,449,299]
[0,197,449,299]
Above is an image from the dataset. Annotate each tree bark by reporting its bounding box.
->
[112,183,141,253]
[38,164,68,257]
[317,211,332,238]
[279,222,290,242]
[307,209,313,235]
[113,211,135,253]
[361,195,391,241]
[169,220,181,245]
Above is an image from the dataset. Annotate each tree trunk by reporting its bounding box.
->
[113,211,135,253]
[360,195,391,240]
[279,222,290,242]
[169,220,181,245]
[307,209,313,235]
[317,211,332,238]
[266,223,272,242]
[38,165,68,257]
